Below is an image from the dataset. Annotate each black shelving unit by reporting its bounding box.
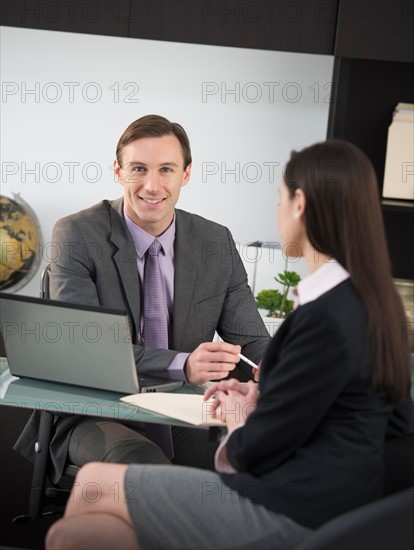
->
[328,1,414,279]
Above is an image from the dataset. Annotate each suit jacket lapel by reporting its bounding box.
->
[109,198,141,336]
[173,210,198,349]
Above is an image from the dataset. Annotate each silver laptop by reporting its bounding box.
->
[0,292,183,394]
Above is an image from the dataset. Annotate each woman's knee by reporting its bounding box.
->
[45,517,68,549]
[74,461,105,489]
[68,462,128,515]
[74,461,126,492]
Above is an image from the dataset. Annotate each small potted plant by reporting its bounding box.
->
[255,270,301,335]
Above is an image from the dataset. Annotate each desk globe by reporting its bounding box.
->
[0,194,42,292]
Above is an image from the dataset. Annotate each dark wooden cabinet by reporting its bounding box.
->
[1,0,339,55]
[0,0,131,37]
[127,0,338,54]
[335,0,414,63]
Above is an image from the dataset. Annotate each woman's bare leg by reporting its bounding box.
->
[45,462,140,549]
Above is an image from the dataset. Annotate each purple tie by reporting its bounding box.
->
[142,239,174,459]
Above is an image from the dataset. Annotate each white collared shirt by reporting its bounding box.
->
[293,259,350,308]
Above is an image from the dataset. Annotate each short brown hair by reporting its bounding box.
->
[116,114,192,169]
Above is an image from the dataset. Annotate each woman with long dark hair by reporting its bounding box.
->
[46,140,411,550]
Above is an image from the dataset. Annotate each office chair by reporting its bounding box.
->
[40,263,51,300]
[384,432,414,495]
[40,265,79,509]
[13,266,79,524]
[296,486,414,550]
[295,431,414,550]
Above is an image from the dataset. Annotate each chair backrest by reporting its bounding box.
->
[40,264,51,299]
[297,487,414,550]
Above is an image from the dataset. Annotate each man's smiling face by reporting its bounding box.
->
[114,134,191,236]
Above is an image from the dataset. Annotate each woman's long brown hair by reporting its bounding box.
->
[284,140,410,403]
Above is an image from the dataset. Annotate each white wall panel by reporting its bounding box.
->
[1,26,333,295]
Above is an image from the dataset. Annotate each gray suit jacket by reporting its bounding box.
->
[15,198,270,481]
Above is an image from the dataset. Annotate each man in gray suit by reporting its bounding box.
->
[15,115,270,479]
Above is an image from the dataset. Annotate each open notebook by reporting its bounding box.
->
[121,393,226,427]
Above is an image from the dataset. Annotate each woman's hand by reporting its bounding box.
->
[204,379,259,431]
[253,362,261,382]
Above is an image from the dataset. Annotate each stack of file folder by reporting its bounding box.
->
[383,103,414,202]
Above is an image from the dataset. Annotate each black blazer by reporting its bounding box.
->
[220,279,412,529]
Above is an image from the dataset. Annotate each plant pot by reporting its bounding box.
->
[258,310,286,337]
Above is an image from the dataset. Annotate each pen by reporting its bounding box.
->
[238,353,259,370]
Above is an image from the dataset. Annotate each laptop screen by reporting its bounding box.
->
[0,292,140,394]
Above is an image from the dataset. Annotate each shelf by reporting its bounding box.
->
[382,200,414,213]
[328,54,413,280]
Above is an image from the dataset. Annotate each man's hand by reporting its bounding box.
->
[184,342,241,385]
